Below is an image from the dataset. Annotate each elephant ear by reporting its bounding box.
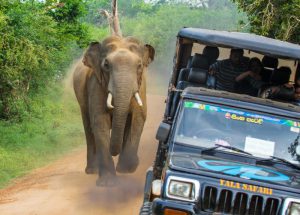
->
[83,41,107,85]
[143,44,155,67]
[82,42,101,68]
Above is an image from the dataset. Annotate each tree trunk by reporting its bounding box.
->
[111,0,122,37]
[100,0,122,37]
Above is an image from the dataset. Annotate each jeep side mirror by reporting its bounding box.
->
[296,145,300,156]
[156,122,171,142]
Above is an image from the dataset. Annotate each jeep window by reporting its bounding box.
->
[174,100,300,165]
[189,43,298,80]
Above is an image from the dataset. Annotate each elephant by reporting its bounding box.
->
[73,36,155,186]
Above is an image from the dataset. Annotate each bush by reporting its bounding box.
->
[0,0,90,120]
[0,82,84,188]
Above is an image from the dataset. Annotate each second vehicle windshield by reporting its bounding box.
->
[175,100,300,165]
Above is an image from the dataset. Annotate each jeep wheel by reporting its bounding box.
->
[139,202,153,215]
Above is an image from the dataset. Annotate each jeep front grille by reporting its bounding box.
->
[202,186,280,215]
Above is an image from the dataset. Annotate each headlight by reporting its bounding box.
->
[169,180,193,198]
[281,198,300,215]
[289,203,300,215]
[166,176,200,202]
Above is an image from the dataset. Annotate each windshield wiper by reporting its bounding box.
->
[257,156,300,171]
[201,145,300,170]
[201,144,253,156]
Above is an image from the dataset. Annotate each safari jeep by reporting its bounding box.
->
[140,28,300,215]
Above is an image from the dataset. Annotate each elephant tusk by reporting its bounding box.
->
[134,92,143,107]
[107,93,114,109]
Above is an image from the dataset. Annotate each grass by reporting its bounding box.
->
[0,80,85,188]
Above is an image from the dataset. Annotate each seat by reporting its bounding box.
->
[177,54,209,84]
[171,68,208,117]
[271,66,291,85]
[177,68,190,84]
[186,56,193,68]
[187,68,208,87]
[190,53,210,69]
[261,56,279,83]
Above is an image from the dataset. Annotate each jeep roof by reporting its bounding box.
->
[178,28,300,60]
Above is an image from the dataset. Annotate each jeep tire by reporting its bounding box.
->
[139,202,153,215]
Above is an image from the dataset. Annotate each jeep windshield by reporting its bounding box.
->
[174,100,300,166]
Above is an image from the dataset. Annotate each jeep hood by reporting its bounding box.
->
[169,150,300,189]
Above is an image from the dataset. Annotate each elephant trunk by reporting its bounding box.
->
[110,108,129,156]
[109,75,134,156]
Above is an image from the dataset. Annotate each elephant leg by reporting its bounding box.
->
[93,114,117,186]
[80,108,97,174]
[117,111,145,173]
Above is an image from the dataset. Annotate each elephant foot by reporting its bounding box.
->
[110,144,121,157]
[85,165,98,174]
[96,174,117,187]
[116,156,139,174]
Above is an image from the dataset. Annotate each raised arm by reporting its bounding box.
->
[235,71,253,82]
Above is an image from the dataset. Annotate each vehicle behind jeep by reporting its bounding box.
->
[140,28,300,215]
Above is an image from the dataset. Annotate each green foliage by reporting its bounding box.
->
[121,3,246,68]
[0,0,90,120]
[45,0,90,47]
[146,0,235,9]
[208,0,237,9]
[87,23,110,41]
[83,0,154,26]
[119,0,154,16]
[0,82,84,188]
[232,0,300,42]
[81,0,109,25]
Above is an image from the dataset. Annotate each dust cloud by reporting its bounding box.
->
[80,175,144,212]
[62,57,82,98]
[147,38,177,95]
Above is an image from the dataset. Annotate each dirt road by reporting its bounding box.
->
[0,94,165,215]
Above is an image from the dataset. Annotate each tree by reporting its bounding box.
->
[0,0,90,119]
[146,0,209,7]
[232,0,300,43]
[100,0,122,36]
[84,0,153,26]
[122,3,245,70]
[45,0,90,47]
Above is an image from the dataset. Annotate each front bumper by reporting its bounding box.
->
[152,198,209,215]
